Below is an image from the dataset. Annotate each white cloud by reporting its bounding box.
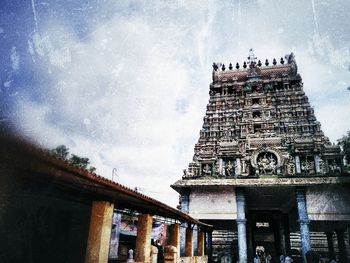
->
[10,46,20,72]
[12,0,350,207]
[16,9,210,207]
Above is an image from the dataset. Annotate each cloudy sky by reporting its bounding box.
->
[1,0,350,207]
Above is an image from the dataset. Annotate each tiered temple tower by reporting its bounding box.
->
[172,50,350,263]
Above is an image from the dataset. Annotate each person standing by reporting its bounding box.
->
[254,254,261,263]
[266,253,272,263]
[284,255,293,263]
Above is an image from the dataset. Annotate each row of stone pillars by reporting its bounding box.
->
[235,187,325,263]
[326,230,348,262]
[84,201,211,263]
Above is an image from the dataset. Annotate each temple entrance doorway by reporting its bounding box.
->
[245,187,296,262]
[249,211,285,263]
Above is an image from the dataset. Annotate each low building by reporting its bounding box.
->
[0,134,211,263]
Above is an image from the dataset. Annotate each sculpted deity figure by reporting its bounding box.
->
[318,158,325,174]
[257,153,277,175]
[301,158,315,174]
[241,159,251,175]
[183,169,194,178]
[301,160,308,174]
[329,160,341,174]
[202,164,212,177]
[286,156,296,175]
[258,154,269,174]
[225,160,235,176]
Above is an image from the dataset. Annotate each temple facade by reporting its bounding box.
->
[172,50,350,263]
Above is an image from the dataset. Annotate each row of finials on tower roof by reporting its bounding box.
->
[212,49,295,71]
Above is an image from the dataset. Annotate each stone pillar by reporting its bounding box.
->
[164,246,178,263]
[295,188,311,261]
[85,201,114,263]
[247,216,254,261]
[336,229,348,263]
[180,191,190,256]
[207,230,213,263]
[109,213,122,259]
[193,225,198,256]
[135,214,153,263]
[169,223,181,251]
[185,226,194,257]
[236,188,247,263]
[150,245,159,263]
[198,229,205,256]
[325,232,336,260]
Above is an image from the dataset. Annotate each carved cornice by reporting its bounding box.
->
[171,176,350,191]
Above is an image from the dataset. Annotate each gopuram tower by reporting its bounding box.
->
[172,50,350,263]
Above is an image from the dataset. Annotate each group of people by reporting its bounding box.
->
[253,253,293,263]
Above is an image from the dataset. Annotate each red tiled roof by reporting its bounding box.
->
[0,133,211,229]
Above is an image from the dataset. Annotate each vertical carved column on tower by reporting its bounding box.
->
[295,156,301,174]
[236,188,247,263]
[314,155,321,173]
[236,158,242,176]
[135,214,153,263]
[85,201,114,263]
[336,229,348,263]
[219,158,224,175]
[295,188,311,260]
[325,232,336,260]
[185,226,194,257]
[197,228,205,256]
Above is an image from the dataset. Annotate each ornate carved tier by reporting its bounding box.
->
[181,50,344,180]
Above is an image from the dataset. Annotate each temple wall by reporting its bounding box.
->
[306,185,350,220]
[189,188,237,219]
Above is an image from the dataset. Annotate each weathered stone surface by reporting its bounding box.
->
[169,223,181,252]
[189,188,237,219]
[85,201,114,263]
[164,245,178,263]
[150,245,158,263]
[173,176,350,188]
[197,230,205,256]
[180,52,343,181]
[135,214,153,263]
[185,227,194,257]
[306,185,350,220]
[172,51,350,262]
